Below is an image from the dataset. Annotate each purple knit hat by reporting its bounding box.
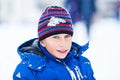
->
[38,6,73,41]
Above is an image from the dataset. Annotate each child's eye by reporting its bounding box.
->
[53,36,59,39]
[65,34,71,38]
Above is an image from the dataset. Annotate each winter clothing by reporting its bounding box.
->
[13,38,96,80]
[64,0,82,23]
[64,0,96,36]
[80,0,96,35]
[13,6,95,80]
[38,6,73,41]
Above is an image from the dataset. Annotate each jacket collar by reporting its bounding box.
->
[17,38,89,70]
[39,41,89,63]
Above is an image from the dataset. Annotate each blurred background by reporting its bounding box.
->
[0,0,120,80]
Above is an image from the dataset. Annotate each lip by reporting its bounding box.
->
[57,50,68,54]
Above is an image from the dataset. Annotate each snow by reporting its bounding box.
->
[90,18,120,80]
[1,0,120,79]
[0,23,37,80]
[0,18,120,80]
[74,18,120,80]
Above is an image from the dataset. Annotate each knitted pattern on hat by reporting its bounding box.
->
[38,6,73,41]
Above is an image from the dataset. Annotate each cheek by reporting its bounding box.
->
[68,42,72,50]
[66,40,72,47]
[45,43,57,52]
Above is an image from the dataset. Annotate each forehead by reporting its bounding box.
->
[42,33,71,41]
[51,33,70,36]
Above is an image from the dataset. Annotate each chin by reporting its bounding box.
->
[58,56,67,59]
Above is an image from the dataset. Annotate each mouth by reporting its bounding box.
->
[57,50,68,54]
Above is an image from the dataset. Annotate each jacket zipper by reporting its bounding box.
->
[63,62,77,80]
[56,59,77,80]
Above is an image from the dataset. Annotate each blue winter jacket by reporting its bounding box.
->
[13,38,95,80]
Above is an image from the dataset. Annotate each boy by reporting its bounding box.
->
[13,6,96,80]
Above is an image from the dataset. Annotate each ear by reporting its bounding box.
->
[40,40,46,47]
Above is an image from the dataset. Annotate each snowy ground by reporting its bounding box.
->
[0,18,120,80]
[90,18,120,80]
[73,18,120,80]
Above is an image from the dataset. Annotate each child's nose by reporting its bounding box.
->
[59,39,66,46]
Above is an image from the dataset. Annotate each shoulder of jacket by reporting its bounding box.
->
[13,62,38,80]
[18,53,47,71]
[78,56,91,65]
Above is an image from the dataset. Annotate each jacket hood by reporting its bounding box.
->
[17,38,47,71]
[17,38,89,70]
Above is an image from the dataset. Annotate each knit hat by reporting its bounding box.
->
[38,6,73,41]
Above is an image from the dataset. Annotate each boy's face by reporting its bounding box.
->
[40,34,72,59]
